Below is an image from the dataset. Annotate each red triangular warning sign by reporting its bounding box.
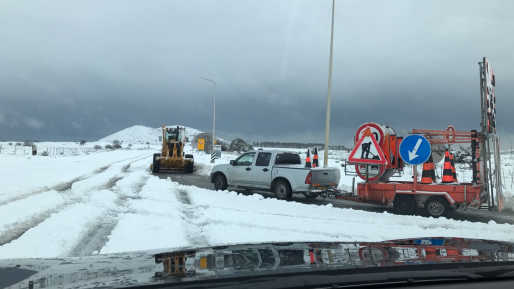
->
[348,129,387,165]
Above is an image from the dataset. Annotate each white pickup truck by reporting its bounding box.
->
[210,150,341,200]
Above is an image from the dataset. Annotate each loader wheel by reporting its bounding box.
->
[214,174,228,191]
[186,161,194,173]
[424,197,450,218]
[393,195,417,215]
[152,154,161,174]
[274,180,292,201]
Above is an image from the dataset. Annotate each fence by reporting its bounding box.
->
[0,144,105,156]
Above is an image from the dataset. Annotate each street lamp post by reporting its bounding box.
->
[324,0,335,168]
[201,77,216,163]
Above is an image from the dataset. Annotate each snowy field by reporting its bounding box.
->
[1,136,514,259]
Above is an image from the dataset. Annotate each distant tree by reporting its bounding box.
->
[16,142,21,146]
[228,138,254,153]
[112,140,121,146]
[8,143,12,145]
[23,140,33,147]
[94,145,102,149]
[113,144,122,149]
[146,142,150,145]
[105,144,113,149]
[80,140,87,145]
[128,144,133,148]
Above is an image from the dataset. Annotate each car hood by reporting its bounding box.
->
[1,237,513,289]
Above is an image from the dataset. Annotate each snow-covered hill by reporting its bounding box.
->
[98,125,227,145]
[98,125,214,145]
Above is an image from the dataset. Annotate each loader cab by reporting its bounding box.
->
[166,128,179,141]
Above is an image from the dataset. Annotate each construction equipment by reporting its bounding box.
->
[339,57,504,217]
[151,125,194,173]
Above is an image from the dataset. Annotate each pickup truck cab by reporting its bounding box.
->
[210,150,341,200]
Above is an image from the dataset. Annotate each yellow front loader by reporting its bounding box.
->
[150,125,194,173]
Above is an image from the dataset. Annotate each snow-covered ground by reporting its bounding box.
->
[1,138,514,259]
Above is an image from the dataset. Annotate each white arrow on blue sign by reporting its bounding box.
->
[399,135,431,165]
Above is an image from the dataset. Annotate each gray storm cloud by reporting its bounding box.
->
[0,0,512,146]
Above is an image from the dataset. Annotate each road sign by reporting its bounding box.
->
[198,139,205,151]
[355,164,385,182]
[348,128,387,165]
[355,123,385,146]
[399,135,431,165]
[445,125,456,142]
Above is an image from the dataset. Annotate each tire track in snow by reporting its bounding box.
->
[176,189,209,246]
[0,153,151,206]
[68,174,150,257]
[0,155,151,248]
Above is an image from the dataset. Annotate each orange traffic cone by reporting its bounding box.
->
[442,149,454,183]
[428,154,437,182]
[305,149,312,168]
[420,161,433,184]
[450,153,458,182]
[313,147,319,168]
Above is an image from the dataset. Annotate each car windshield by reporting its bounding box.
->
[1,1,513,287]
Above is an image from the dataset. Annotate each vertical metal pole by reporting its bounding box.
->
[212,81,216,163]
[351,176,355,195]
[323,0,335,168]
[479,61,486,133]
[365,165,369,199]
[464,185,468,210]
[471,130,477,184]
[486,138,495,208]
[413,165,417,192]
[201,77,216,163]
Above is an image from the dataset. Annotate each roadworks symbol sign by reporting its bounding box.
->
[348,133,387,165]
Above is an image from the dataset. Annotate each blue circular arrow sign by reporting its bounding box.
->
[399,135,432,165]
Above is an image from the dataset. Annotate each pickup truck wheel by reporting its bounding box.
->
[186,161,194,173]
[214,174,228,191]
[393,195,417,215]
[274,180,292,201]
[424,197,450,218]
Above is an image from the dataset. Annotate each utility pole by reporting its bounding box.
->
[201,77,216,163]
[323,0,336,168]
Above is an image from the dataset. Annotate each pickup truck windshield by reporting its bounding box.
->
[234,153,255,166]
[275,153,301,165]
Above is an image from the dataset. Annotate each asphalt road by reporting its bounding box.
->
[157,171,514,225]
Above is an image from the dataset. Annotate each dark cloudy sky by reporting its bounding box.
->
[0,0,513,146]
